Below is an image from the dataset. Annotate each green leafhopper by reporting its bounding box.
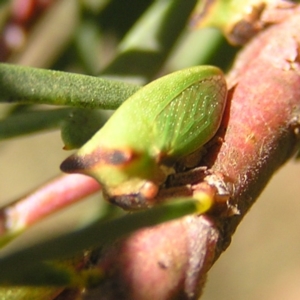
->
[60,66,227,210]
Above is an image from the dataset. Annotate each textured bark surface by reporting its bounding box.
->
[79,11,300,300]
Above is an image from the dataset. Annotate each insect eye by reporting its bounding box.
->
[102,149,134,166]
[60,147,136,174]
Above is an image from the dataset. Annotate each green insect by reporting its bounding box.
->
[60,66,227,210]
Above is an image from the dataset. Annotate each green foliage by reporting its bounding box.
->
[0,198,200,286]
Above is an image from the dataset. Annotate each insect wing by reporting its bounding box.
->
[153,71,227,159]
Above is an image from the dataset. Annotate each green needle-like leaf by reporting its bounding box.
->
[0,108,71,140]
[0,63,140,109]
[0,198,198,285]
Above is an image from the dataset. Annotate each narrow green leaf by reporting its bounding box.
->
[0,63,140,109]
[0,108,71,140]
[0,198,198,285]
[0,286,60,300]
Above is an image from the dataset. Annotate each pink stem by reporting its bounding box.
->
[0,174,100,235]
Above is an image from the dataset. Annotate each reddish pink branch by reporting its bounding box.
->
[212,10,300,231]
[77,11,300,300]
